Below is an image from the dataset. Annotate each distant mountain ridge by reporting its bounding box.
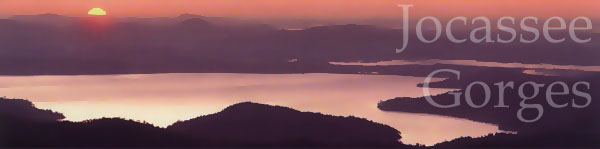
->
[0,14,599,75]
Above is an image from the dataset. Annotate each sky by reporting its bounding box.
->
[0,0,598,19]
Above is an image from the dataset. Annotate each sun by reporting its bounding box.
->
[88,8,107,16]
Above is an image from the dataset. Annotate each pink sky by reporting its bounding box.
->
[0,0,598,18]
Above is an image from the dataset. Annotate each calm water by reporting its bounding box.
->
[0,73,501,145]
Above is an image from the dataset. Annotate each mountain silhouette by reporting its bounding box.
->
[0,98,404,147]
[378,70,600,147]
[168,102,402,146]
[433,132,598,148]
[0,98,64,122]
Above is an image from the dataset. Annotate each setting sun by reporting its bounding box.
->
[87,8,107,16]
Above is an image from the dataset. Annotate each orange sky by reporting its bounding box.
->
[0,0,598,18]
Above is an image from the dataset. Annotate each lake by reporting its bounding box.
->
[0,73,502,145]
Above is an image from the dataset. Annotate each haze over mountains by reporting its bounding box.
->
[0,14,599,75]
[8,13,409,29]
